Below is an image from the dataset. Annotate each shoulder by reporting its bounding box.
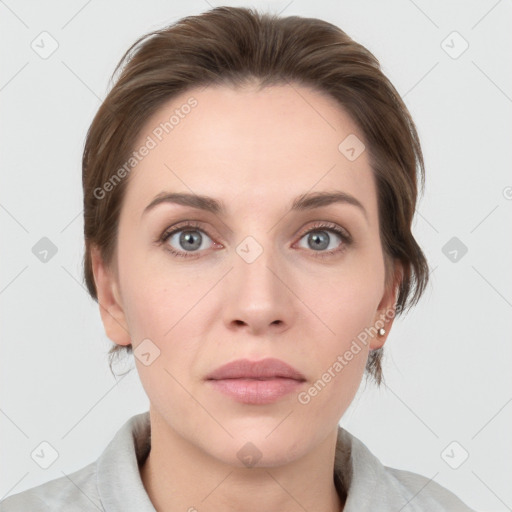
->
[383,465,477,511]
[0,411,153,512]
[336,427,478,511]
[0,461,100,512]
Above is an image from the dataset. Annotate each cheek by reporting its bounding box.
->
[121,268,201,342]
[310,290,375,379]
[293,263,381,388]
[296,277,376,417]
[116,224,202,337]
[299,261,382,337]
[120,269,206,402]
[118,255,221,386]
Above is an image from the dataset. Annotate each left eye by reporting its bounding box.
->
[296,228,344,252]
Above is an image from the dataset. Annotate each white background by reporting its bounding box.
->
[1,1,511,510]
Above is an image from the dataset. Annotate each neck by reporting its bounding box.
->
[140,410,345,512]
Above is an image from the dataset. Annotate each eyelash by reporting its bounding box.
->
[157,220,352,259]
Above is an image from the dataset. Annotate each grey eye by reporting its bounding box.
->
[169,229,213,252]
[297,230,342,251]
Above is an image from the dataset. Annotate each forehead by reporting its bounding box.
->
[123,83,378,221]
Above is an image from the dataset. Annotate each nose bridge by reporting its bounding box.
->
[222,228,295,332]
[233,231,282,304]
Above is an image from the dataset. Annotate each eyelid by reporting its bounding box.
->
[159,220,220,246]
[294,221,351,243]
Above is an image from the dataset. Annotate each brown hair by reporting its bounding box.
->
[82,6,429,386]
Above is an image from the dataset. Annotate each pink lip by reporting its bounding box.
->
[206,358,306,380]
[208,378,304,404]
[206,358,306,405]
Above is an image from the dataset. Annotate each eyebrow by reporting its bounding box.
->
[142,190,367,220]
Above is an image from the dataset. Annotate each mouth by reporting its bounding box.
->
[205,358,306,405]
[206,357,306,381]
[206,377,305,405]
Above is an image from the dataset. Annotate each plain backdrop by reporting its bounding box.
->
[1,1,511,510]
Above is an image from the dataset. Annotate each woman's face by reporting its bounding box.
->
[93,83,398,466]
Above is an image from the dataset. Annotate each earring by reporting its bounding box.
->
[377,328,386,336]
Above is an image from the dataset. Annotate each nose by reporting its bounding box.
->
[221,241,296,336]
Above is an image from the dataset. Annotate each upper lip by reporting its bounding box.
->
[206,358,306,381]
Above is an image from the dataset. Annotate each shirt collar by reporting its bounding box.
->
[94,411,433,511]
[97,411,155,511]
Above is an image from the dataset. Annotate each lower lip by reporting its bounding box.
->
[207,378,304,405]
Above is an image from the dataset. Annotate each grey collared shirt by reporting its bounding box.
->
[0,411,476,511]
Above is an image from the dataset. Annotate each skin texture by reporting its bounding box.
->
[91,83,400,512]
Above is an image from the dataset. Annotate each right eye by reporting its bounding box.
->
[159,221,221,258]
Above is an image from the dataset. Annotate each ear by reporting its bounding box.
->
[369,259,402,351]
[90,245,131,347]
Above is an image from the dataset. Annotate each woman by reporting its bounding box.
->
[0,6,477,511]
